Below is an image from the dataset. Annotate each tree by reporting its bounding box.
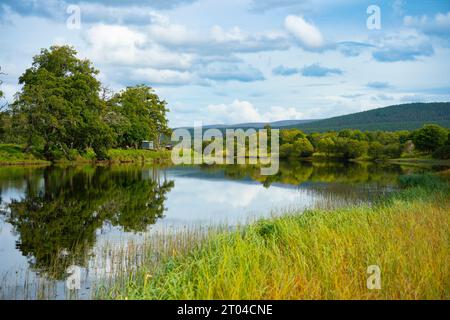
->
[12,45,113,159]
[292,138,314,157]
[334,138,368,159]
[279,143,293,159]
[368,141,384,159]
[280,129,305,145]
[109,85,170,149]
[317,137,335,157]
[411,124,448,152]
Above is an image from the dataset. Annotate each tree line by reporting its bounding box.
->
[278,124,450,160]
[0,45,170,160]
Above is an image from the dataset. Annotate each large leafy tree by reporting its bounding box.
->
[109,85,170,148]
[411,124,448,152]
[12,45,113,159]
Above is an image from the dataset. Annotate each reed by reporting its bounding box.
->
[97,174,449,300]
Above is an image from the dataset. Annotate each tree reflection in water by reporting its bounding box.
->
[2,166,174,279]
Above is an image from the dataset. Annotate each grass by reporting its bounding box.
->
[106,149,171,164]
[99,174,449,300]
[0,144,50,165]
[0,144,171,165]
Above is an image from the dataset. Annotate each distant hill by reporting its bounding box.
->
[175,102,450,134]
[178,119,315,131]
[282,102,450,132]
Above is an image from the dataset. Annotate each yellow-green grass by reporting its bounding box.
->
[0,144,171,165]
[0,144,50,165]
[101,179,449,300]
[106,149,171,164]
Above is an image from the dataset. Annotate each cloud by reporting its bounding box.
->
[148,22,289,54]
[83,23,266,85]
[336,41,375,57]
[84,24,194,70]
[366,81,392,89]
[249,0,356,13]
[284,15,324,50]
[206,100,304,124]
[128,68,196,86]
[372,94,394,101]
[198,62,264,82]
[300,63,343,77]
[0,0,197,21]
[371,33,434,62]
[404,12,450,38]
[272,65,299,76]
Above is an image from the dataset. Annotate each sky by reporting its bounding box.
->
[0,0,449,127]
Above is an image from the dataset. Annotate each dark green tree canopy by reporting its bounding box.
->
[411,124,448,152]
[13,45,113,159]
[109,85,170,148]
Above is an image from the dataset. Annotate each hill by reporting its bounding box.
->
[175,102,450,135]
[281,102,450,132]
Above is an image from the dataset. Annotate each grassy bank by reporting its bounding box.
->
[0,144,50,165]
[0,144,171,165]
[106,149,171,164]
[99,174,449,300]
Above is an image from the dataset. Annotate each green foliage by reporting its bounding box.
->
[280,129,305,145]
[4,46,170,162]
[368,141,384,159]
[278,124,447,161]
[292,138,314,157]
[411,124,448,152]
[12,45,114,160]
[317,137,335,156]
[369,142,402,160]
[279,143,293,159]
[333,138,368,159]
[109,85,170,149]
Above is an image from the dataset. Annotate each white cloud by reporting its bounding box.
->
[130,68,196,85]
[404,12,450,38]
[284,15,324,50]
[84,24,194,70]
[206,100,304,124]
[147,17,289,54]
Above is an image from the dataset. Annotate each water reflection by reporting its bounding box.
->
[1,166,173,279]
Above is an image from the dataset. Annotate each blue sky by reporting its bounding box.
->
[0,0,449,127]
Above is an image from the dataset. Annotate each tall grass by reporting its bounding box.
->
[99,174,449,300]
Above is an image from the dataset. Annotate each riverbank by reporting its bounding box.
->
[0,144,171,166]
[99,174,449,300]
